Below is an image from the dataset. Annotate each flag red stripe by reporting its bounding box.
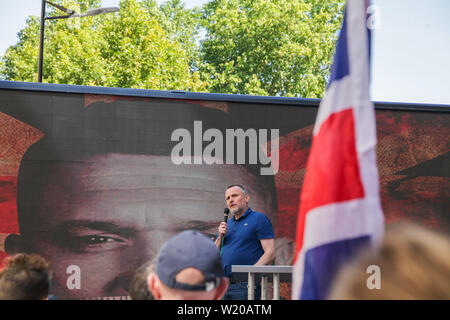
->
[294,108,365,258]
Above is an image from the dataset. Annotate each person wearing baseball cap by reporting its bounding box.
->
[147,230,229,300]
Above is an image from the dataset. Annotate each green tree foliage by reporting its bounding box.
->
[199,0,345,97]
[148,0,202,65]
[0,0,203,91]
[0,15,41,82]
[1,0,344,97]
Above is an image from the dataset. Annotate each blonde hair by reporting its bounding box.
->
[328,223,450,300]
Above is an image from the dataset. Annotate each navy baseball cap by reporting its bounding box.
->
[155,230,224,291]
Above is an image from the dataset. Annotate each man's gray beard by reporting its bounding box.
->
[231,206,243,216]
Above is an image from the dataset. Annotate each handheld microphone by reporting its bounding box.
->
[223,208,230,222]
[220,208,230,256]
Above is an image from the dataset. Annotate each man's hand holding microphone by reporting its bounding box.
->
[216,208,229,254]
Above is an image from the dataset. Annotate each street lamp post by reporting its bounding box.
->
[38,0,119,83]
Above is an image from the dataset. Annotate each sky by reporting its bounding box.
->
[0,0,449,105]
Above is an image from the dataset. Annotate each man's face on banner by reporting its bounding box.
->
[14,154,275,299]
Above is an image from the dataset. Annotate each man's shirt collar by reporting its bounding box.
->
[232,208,252,221]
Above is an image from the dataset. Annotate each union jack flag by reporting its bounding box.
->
[292,0,385,300]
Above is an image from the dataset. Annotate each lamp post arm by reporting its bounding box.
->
[45,15,75,20]
[45,1,75,15]
[36,0,120,83]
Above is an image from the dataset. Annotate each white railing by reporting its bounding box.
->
[231,265,293,300]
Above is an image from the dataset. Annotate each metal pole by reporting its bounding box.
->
[261,275,268,300]
[247,272,254,300]
[273,273,280,300]
[36,1,118,83]
[38,0,46,82]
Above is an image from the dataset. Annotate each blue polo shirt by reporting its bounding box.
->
[219,208,274,277]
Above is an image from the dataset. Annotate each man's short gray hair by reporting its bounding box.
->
[226,184,248,195]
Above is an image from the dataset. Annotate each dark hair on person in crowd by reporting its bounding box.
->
[0,253,52,300]
[328,222,450,300]
[129,261,154,300]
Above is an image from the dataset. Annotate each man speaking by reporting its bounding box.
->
[215,184,276,300]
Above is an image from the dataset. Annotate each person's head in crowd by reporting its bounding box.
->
[0,253,52,300]
[147,230,229,300]
[129,261,154,300]
[328,222,450,300]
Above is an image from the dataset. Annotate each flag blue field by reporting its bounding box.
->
[292,0,385,300]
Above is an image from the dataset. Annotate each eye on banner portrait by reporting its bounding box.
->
[0,86,448,300]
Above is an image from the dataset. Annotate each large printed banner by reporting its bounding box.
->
[0,88,449,299]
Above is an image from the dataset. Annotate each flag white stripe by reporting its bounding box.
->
[313,75,353,136]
